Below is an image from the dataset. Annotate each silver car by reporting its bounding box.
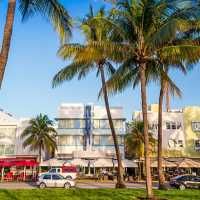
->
[37,173,75,189]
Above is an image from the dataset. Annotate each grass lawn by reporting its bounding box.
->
[0,189,199,200]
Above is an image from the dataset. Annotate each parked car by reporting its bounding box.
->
[170,174,200,190]
[37,173,75,189]
[40,166,77,180]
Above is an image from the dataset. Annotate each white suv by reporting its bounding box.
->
[37,173,75,189]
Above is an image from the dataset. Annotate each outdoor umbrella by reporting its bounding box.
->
[151,160,177,168]
[177,158,200,168]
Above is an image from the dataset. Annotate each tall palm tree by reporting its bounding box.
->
[0,0,72,88]
[105,55,184,189]
[21,114,57,163]
[157,65,183,189]
[126,121,156,180]
[88,0,200,197]
[52,6,126,188]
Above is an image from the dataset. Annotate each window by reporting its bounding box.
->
[0,127,16,140]
[107,136,114,145]
[49,168,56,173]
[118,136,124,145]
[93,119,123,129]
[100,135,113,145]
[0,145,4,155]
[178,140,183,147]
[195,140,200,150]
[93,120,100,129]
[192,122,200,132]
[52,174,62,180]
[93,135,100,145]
[179,176,190,181]
[43,174,51,180]
[166,122,182,130]
[58,135,83,146]
[171,122,176,129]
[100,120,110,129]
[113,120,123,129]
[5,145,15,154]
[76,136,83,145]
[93,135,124,146]
[58,119,85,129]
[166,122,171,129]
[177,122,182,129]
[0,144,15,155]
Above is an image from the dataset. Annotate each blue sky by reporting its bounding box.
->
[0,0,200,121]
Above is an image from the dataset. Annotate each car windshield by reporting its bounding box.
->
[49,168,57,173]
[52,174,65,180]
[172,175,183,180]
[42,174,51,180]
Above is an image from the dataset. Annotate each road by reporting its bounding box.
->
[0,181,158,189]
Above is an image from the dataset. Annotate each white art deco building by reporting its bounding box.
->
[0,109,37,161]
[54,103,135,170]
[134,104,185,152]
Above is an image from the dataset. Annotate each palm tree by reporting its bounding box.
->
[88,0,200,197]
[157,66,183,189]
[52,6,126,188]
[0,0,72,88]
[21,114,57,163]
[105,58,183,189]
[125,121,156,180]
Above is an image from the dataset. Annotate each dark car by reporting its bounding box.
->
[170,175,200,190]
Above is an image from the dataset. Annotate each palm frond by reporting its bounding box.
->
[52,61,93,88]
[19,0,72,43]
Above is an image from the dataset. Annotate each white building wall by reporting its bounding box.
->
[56,103,126,159]
[134,107,185,151]
[0,111,38,158]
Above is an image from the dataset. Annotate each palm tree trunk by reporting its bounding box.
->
[139,63,153,198]
[0,0,16,88]
[165,83,170,112]
[138,159,142,181]
[99,64,126,188]
[38,144,42,173]
[158,80,166,189]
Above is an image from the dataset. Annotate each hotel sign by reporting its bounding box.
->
[191,122,200,132]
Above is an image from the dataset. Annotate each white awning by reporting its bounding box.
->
[40,158,64,167]
[114,159,138,168]
[123,159,138,168]
[94,159,114,167]
[67,159,89,167]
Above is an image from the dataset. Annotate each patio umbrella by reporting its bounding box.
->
[113,159,138,168]
[151,160,177,168]
[177,158,200,168]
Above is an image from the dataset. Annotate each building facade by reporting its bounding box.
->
[55,103,126,161]
[134,104,185,156]
[183,106,200,157]
[0,109,37,160]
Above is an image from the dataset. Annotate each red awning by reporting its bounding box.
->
[0,160,38,167]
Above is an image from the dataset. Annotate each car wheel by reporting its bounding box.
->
[39,182,46,189]
[179,184,186,190]
[66,176,72,180]
[64,182,71,189]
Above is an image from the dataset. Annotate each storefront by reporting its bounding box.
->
[0,157,38,181]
